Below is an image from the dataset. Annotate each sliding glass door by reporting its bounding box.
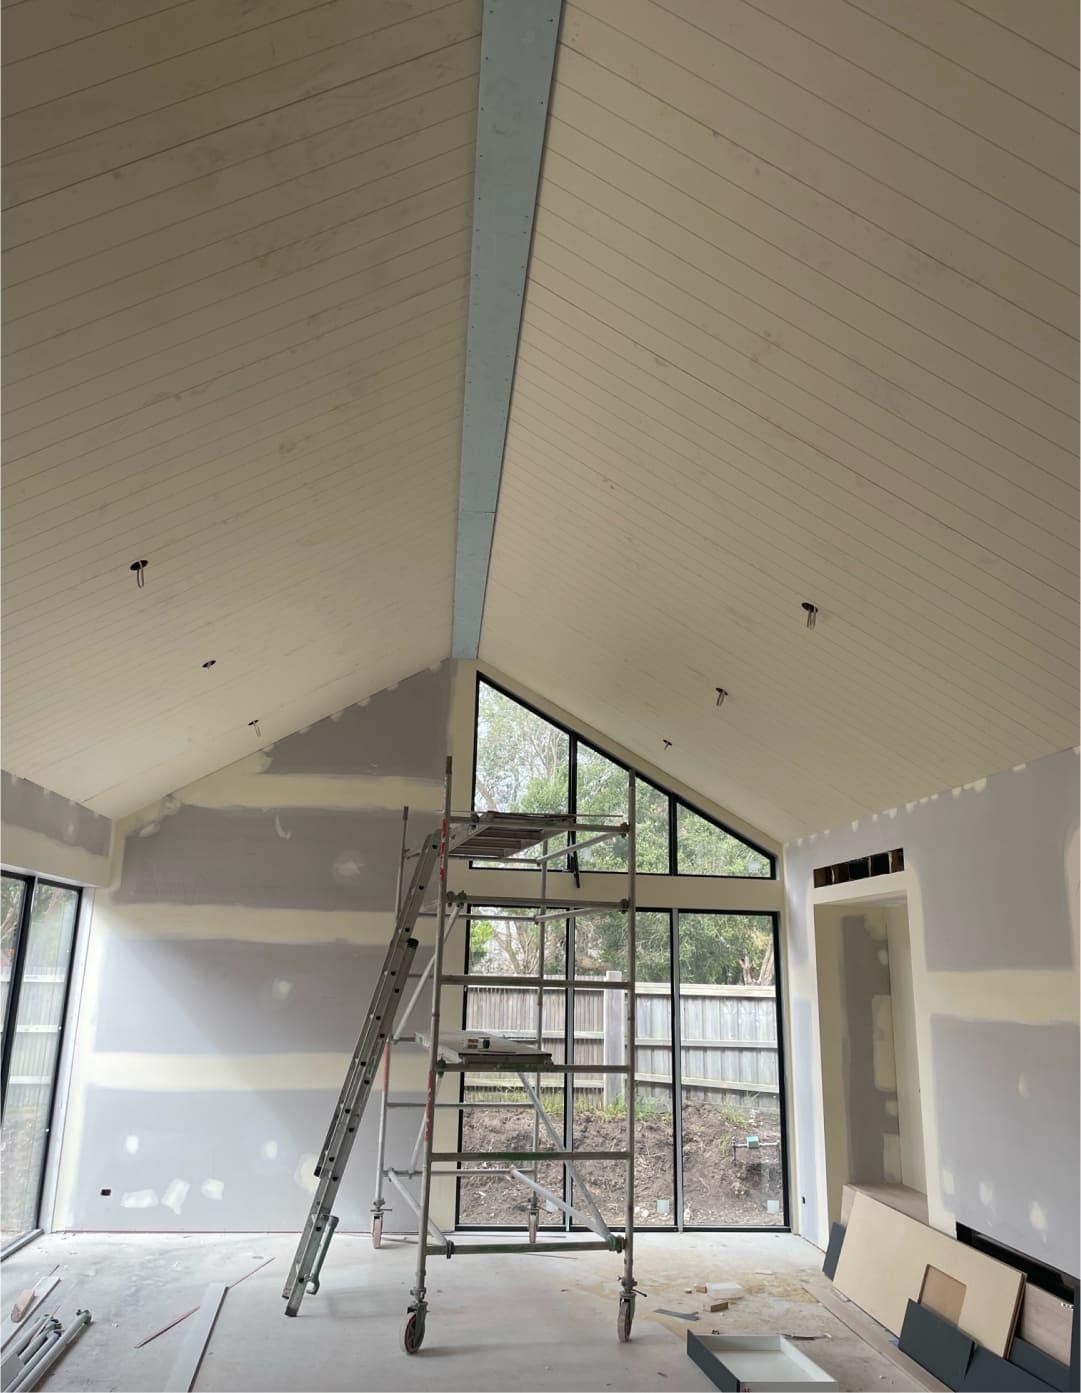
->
[1,874,81,1248]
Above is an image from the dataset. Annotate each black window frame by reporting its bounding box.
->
[453,902,790,1234]
[0,870,84,1250]
[470,673,776,879]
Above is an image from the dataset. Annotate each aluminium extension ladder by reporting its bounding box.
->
[280,817,441,1317]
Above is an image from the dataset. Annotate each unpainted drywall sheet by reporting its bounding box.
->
[814,907,902,1222]
[785,747,1080,1274]
[886,904,926,1195]
[55,664,452,1233]
[1,770,113,886]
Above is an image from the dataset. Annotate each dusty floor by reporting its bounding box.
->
[1,1229,922,1391]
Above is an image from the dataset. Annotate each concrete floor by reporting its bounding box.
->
[2,1229,921,1391]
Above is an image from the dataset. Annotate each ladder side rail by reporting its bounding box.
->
[312,831,439,1175]
[283,933,421,1309]
[313,924,420,1178]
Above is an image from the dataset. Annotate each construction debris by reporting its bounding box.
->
[2,1308,91,1392]
[134,1257,273,1349]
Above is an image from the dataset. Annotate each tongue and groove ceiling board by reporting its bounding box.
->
[479,0,1080,841]
[1,0,482,816]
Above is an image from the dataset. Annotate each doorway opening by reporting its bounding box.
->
[813,891,926,1225]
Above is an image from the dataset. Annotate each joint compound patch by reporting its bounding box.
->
[271,979,292,1001]
[261,1140,279,1161]
[162,1179,190,1215]
[124,1135,139,1155]
[979,1182,993,1207]
[201,1178,225,1201]
[295,1154,319,1196]
[332,850,364,882]
[121,1189,158,1209]
[871,996,897,1091]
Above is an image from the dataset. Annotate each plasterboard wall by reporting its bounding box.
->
[1,770,113,886]
[54,655,785,1234]
[53,664,452,1232]
[785,746,1080,1275]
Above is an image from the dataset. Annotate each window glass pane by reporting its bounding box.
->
[571,912,674,1227]
[473,683,570,866]
[572,909,670,984]
[574,745,669,874]
[1,876,27,1037]
[678,913,783,1227]
[467,906,566,978]
[1,883,79,1243]
[676,803,771,877]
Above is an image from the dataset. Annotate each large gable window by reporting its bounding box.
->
[472,677,775,878]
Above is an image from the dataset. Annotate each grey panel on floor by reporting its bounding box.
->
[1,769,111,854]
[70,1086,426,1232]
[115,805,438,908]
[1010,1337,1071,1391]
[898,1299,975,1389]
[93,940,434,1055]
[263,664,450,779]
[822,1222,846,1281]
[931,1016,1080,1277]
[960,1346,1055,1392]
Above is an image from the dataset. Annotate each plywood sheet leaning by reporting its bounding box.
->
[1017,1284,1074,1367]
[832,1192,1024,1357]
[840,1181,929,1226]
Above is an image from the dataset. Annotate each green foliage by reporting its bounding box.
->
[470,682,776,986]
[678,914,775,987]
[587,1093,672,1124]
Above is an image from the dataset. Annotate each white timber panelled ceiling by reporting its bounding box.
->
[1,0,480,815]
[480,0,1080,840]
[1,0,1078,841]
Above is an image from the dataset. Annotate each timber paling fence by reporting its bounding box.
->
[463,979,780,1114]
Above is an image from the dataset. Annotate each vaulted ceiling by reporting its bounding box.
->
[2,0,479,816]
[481,0,1079,838]
[2,0,1077,839]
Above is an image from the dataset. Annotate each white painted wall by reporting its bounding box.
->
[785,747,1080,1276]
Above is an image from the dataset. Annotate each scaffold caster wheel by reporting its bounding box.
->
[402,1309,425,1355]
[528,1210,538,1244]
[617,1296,634,1343]
[371,1213,383,1249]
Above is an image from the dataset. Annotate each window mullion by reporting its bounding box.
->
[0,874,37,1115]
[670,908,685,1231]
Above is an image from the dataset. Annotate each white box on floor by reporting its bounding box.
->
[687,1332,840,1392]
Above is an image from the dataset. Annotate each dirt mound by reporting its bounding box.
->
[458,1102,783,1228]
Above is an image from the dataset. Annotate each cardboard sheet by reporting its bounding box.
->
[832,1192,1024,1357]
